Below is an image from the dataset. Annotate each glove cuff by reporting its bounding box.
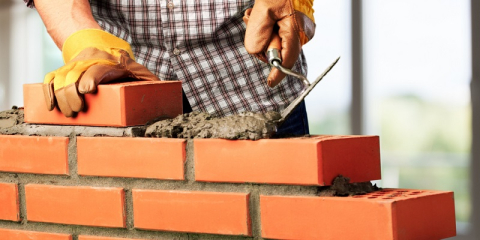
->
[62,29,134,63]
[292,0,314,22]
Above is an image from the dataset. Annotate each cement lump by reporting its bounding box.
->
[0,106,24,129]
[145,111,282,140]
[318,175,379,197]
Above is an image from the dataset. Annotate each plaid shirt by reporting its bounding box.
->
[26,0,307,117]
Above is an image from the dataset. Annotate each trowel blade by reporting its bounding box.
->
[278,56,341,124]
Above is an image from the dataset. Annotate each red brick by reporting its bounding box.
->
[79,236,145,240]
[194,135,381,185]
[0,228,71,240]
[23,81,182,127]
[0,135,69,175]
[260,189,456,240]
[133,190,251,236]
[77,137,185,179]
[25,184,125,228]
[0,183,19,221]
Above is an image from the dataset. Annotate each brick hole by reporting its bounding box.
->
[368,196,377,199]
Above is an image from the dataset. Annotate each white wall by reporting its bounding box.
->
[0,0,46,110]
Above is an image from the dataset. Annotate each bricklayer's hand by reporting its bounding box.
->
[43,29,160,117]
[243,0,315,88]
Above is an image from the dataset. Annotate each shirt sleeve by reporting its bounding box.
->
[24,0,35,8]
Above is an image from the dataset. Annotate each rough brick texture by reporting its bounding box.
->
[23,81,182,127]
[0,228,72,240]
[0,135,69,175]
[260,189,456,240]
[0,183,19,221]
[194,135,381,185]
[77,137,186,179]
[25,184,125,228]
[133,190,251,236]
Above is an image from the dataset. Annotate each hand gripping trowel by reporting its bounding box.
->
[266,34,340,129]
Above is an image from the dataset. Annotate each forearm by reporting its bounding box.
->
[34,0,101,49]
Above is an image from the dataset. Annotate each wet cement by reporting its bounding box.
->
[0,106,24,129]
[145,111,282,140]
[0,108,144,137]
[318,175,380,197]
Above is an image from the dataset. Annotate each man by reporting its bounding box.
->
[25,0,315,136]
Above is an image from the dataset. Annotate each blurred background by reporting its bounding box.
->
[0,0,478,239]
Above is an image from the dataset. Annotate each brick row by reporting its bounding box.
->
[23,81,183,127]
[0,185,456,239]
[0,134,380,185]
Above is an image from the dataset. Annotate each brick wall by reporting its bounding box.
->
[0,82,456,240]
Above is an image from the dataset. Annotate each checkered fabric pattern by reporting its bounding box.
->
[25,0,308,117]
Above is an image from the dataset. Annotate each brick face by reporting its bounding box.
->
[0,183,19,221]
[133,190,251,236]
[77,137,186,179]
[0,228,72,240]
[0,135,69,175]
[260,190,456,240]
[25,184,126,228]
[194,135,381,185]
[23,81,182,127]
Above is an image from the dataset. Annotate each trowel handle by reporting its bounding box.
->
[265,33,311,88]
[266,34,282,66]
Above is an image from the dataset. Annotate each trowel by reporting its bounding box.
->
[266,34,340,128]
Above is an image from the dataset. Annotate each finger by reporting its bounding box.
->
[79,64,127,94]
[42,72,56,111]
[277,17,302,70]
[54,87,74,117]
[64,82,84,113]
[244,7,276,54]
[267,67,287,88]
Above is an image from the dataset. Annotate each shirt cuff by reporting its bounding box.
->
[24,0,35,8]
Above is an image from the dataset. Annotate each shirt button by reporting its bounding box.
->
[173,48,181,55]
[167,2,174,9]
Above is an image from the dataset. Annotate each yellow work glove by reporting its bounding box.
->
[243,0,315,87]
[43,29,160,117]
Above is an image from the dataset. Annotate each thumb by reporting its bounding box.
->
[267,67,287,88]
[78,64,128,94]
[277,17,302,71]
